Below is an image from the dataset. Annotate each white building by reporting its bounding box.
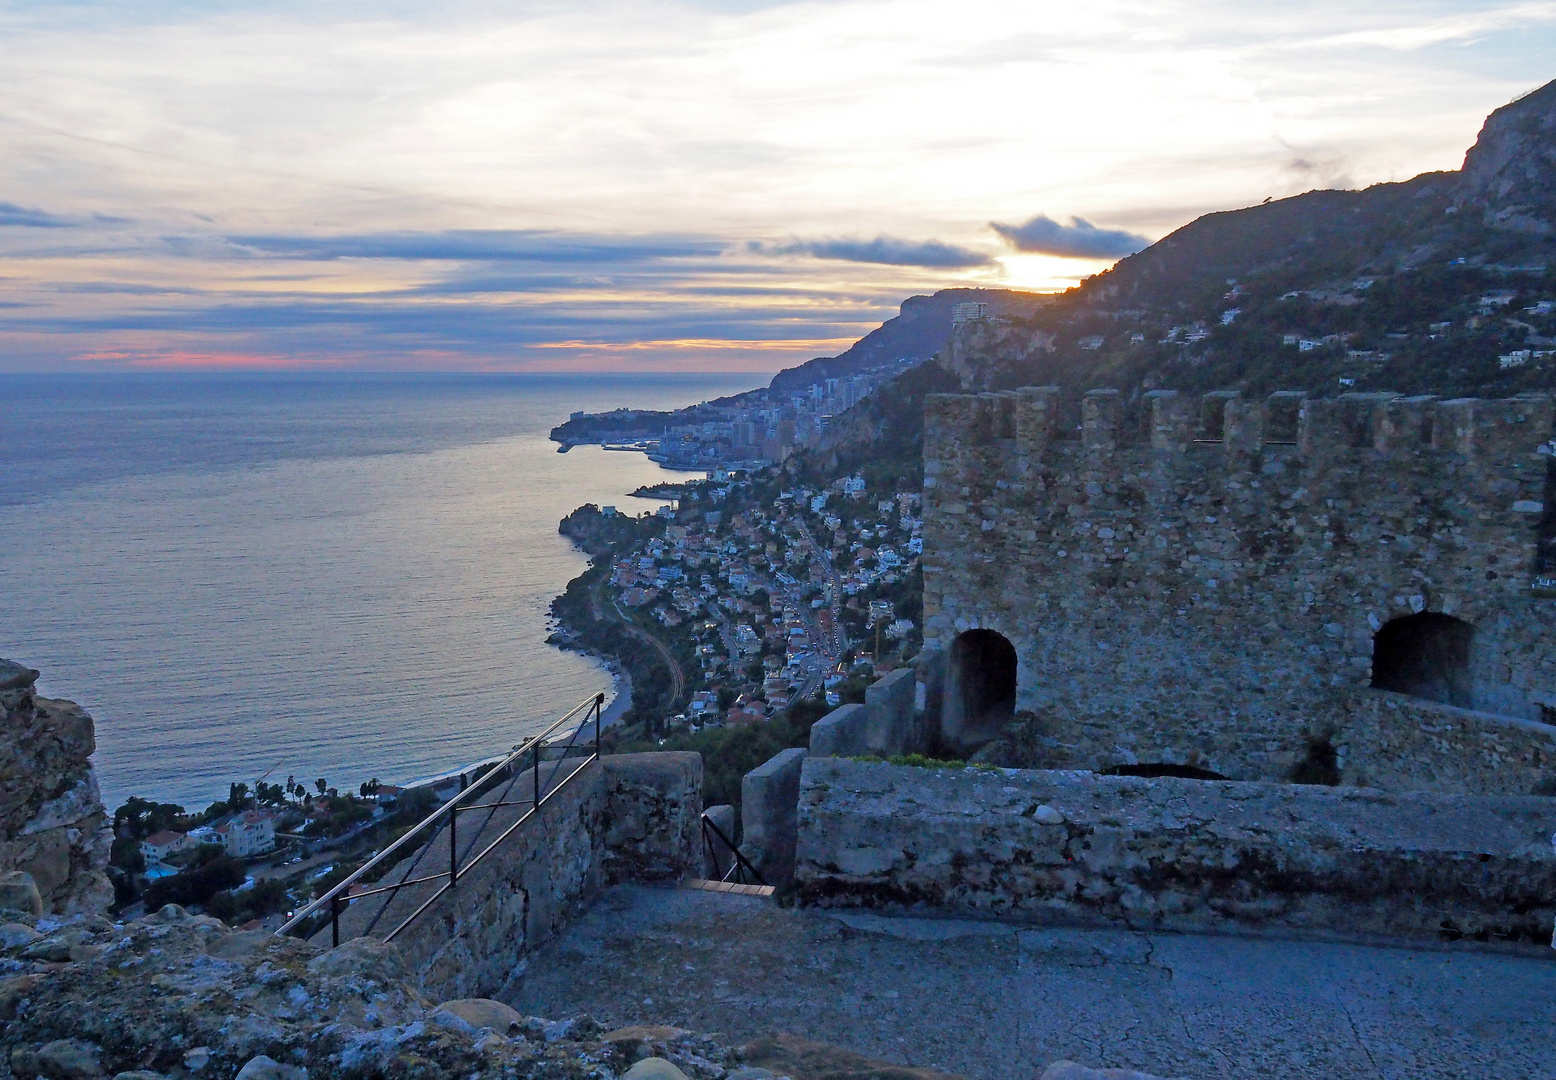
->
[215,812,276,858]
[951,302,989,327]
[139,830,188,865]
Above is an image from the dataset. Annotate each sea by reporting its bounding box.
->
[0,372,762,813]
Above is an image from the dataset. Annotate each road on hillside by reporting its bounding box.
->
[588,576,686,707]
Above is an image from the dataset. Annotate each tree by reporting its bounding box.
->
[114,797,185,839]
[228,782,250,810]
[315,778,328,796]
[359,778,381,799]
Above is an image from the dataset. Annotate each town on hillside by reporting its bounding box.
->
[553,462,924,741]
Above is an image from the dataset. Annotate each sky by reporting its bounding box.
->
[0,0,1553,373]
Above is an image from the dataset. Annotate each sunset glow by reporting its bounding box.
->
[1,1,1553,371]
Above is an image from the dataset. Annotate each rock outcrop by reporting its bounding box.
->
[0,905,767,1080]
[0,661,111,916]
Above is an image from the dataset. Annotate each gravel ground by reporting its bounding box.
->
[507,884,1556,1080]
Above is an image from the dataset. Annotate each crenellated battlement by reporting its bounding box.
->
[921,384,1556,792]
[925,387,1555,464]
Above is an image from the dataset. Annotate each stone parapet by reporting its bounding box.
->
[741,747,807,884]
[794,758,1556,944]
[334,752,700,1000]
[978,686,1556,796]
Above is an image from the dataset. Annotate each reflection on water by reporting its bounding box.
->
[0,373,759,810]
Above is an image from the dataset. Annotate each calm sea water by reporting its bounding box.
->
[0,372,761,812]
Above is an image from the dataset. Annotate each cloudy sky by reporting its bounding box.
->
[1,0,1553,373]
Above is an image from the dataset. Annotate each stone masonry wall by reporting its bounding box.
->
[0,659,111,915]
[334,752,700,1001]
[921,387,1556,791]
[794,758,1556,943]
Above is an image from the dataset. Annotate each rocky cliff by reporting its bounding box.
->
[0,661,110,917]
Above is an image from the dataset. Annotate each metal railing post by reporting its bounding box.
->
[274,692,604,947]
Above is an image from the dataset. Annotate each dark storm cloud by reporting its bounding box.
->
[748,236,993,268]
[988,214,1150,259]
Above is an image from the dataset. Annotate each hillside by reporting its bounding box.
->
[791,79,1556,481]
[767,287,1050,392]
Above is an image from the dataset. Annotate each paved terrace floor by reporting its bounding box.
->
[506,884,1556,1080]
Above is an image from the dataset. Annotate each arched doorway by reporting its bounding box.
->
[1371,612,1474,709]
[942,629,1018,751]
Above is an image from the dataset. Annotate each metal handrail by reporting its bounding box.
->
[275,692,605,945]
[700,811,767,886]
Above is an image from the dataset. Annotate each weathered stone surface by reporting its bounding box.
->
[0,871,44,919]
[0,905,747,1080]
[740,1033,968,1080]
[233,1057,306,1080]
[741,748,807,885]
[14,1037,104,1079]
[863,668,919,757]
[622,1058,690,1080]
[921,390,1556,794]
[600,753,703,885]
[433,998,526,1034]
[809,704,868,758]
[330,753,700,1002]
[0,662,112,915]
[795,758,1556,942]
[1041,1063,1175,1080]
[603,1025,690,1044]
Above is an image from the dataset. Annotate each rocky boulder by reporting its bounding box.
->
[0,661,111,916]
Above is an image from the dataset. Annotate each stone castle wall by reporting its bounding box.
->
[921,387,1556,791]
[0,659,111,914]
[794,757,1556,944]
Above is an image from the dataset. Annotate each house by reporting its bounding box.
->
[215,811,277,858]
[689,690,718,718]
[726,696,767,726]
[139,830,188,865]
[374,784,405,806]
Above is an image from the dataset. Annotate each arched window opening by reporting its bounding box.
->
[1371,612,1474,709]
[942,629,1018,751]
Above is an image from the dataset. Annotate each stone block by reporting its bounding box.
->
[1082,389,1120,449]
[809,704,869,757]
[795,759,1556,943]
[432,998,525,1035]
[600,753,702,885]
[0,872,42,919]
[741,748,807,885]
[864,668,918,756]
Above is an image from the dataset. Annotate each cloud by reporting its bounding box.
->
[749,236,992,268]
[0,201,73,228]
[989,215,1151,259]
[226,230,725,264]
